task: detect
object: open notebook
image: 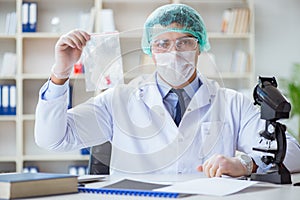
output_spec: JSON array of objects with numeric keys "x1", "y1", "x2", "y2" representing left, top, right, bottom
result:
[
  {"x1": 78, "y1": 176, "x2": 266, "y2": 198},
  {"x1": 78, "y1": 178, "x2": 190, "y2": 198}
]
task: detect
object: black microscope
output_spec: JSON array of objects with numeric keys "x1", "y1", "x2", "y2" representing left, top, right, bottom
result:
[{"x1": 250, "y1": 76, "x2": 292, "y2": 184}]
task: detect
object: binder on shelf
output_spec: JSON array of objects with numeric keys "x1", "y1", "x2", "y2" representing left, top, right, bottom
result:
[
  {"x1": 23, "y1": 166, "x2": 39, "y2": 173},
  {"x1": 0, "y1": 85, "x2": 2, "y2": 115},
  {"x1": 29, "y1": 3, "x2": 37, "y2": 32},
  {"x1": 1, "y1": 85, "x2": 9, "y2": 115},
  {"x1": 22, "y1": 2, "x2": 37, "y2": 32},
  {"x1": 68, "y1": 85, "x2": 72, "y2": 109},
  {"x1": 22, "y1": 2, "x2": 29, "y2": 32},
  {"x1": 0, "y1": 84, "x2": 17, "y2": 115},
  {"x1": 9, "y1": 85, "x2": 16, "y2": 115},
  {"x1": 80, "y1": 147, "x2": 90, "y2": 155},
  {"x1": 68, "y1": 165, "x2": 88, "y2": 176}
]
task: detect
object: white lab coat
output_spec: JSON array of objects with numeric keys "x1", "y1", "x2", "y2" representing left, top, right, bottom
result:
[{"x1": 35, "y1": 73, "x2": 300, "y2": 174}]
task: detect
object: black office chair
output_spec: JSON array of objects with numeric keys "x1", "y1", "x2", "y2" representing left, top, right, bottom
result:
[{"x1": 88, "y1": 141, "x2": 112, "y2": 175}]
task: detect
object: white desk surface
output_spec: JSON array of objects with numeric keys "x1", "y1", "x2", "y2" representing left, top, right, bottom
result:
[{"x1": 18, "y1": 173, "x2": 300, "y2": 200}]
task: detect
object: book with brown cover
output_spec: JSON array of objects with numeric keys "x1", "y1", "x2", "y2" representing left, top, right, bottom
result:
[{"x1": 0, "y1": 173, "x2": 78, "y2": 199}]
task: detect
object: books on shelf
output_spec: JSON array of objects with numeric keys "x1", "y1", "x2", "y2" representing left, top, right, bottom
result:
[
  {"x1": 100, "y1": 9, "x2": 116, "y2": 32},
  {"x1": 4, "y1": 12, "x2": 17, "y2": 35},
  {"x1": 221, "y1": 9, "x2": 231, "y2": 33},
  {"x1": 0, "y1": 52, "x2": 17, "y2": 77},
  {"x1": 221, "y1": 8, "x2": 250, "y2": 34},
  {"x1": 230, "y1": 50, "x2": 249, "y2": 73},
  {"x1": 0, "y1": 172, "x2": 78, "y2": 199},
  {"x1": 78, "y1": 7, "x2": 96, "y2": 33},
  {"x1": 197, "y1": 52, "x2": 218, "y2": 77}
]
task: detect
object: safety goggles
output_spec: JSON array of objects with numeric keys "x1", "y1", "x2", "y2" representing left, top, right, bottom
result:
[{"x1": 151, "y1": 37, "x2": 198, "y2": 53}]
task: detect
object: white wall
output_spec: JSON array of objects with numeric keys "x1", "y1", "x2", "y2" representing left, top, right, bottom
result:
[
  {"x1": 254, "y1": 0, "x2": 300, "y2": 78},
  {"x1": 254, "y1": 0, "x2": 300, "y2": 137}
]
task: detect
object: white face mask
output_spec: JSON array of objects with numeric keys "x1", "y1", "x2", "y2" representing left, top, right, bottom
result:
[{"x1": 154, "y1": 51, "x2": 197, "y2": 87}]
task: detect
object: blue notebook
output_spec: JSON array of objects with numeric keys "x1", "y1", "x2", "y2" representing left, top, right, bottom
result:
[{"x1": 78, "y1": 178, "x2": 189, "y2": 198}]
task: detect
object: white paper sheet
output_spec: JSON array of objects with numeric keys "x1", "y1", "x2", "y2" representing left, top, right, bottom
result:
[
  {"x1": 155, "y1": 177, "x2": 258, "y2": 196},
  {"x1": 78, "y1": 175, "x2": 106, "y2": 184}
]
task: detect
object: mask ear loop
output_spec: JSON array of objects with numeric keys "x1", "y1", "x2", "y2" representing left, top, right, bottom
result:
[{"x1": 197, "y1": 51, "x2": 224, "y2": 86}]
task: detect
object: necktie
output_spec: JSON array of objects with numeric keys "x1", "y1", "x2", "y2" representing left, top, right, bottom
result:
[{"x1": 171, "y1": 88, "x2": 186, "y2": 126}]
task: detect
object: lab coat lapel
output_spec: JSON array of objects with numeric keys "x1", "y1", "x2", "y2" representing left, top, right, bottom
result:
[
  {"x1": 137, "y1": 74, "x2": 164, "y2": 109},
  {"x1": 136, "y1": 74, "x2": 178, "y2": 127},
  {"x1": 188, "y1": 75, "x2": 217, "y2": 112}
]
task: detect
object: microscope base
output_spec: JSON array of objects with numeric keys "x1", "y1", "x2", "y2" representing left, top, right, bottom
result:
[{"x1": 251, "y1": 165, "x2": 291, "y2": 184}]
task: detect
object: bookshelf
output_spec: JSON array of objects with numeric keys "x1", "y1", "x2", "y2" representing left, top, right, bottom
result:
[{"x1": 0, "y1": 0, "x2": 255, "y2": 173}]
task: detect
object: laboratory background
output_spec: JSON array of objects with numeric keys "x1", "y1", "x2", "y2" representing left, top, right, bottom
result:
[{"x1": 0, "y1": 0, "x2": 299, "y2": 175}]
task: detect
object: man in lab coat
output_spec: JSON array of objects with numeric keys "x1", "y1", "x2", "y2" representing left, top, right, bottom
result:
[{"x1": 34, "y1": 4, "x2": 300, "y2": 177}]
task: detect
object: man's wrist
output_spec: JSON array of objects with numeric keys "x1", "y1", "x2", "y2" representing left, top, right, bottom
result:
[
  {"x1": 238, "y1": 154, "x2": 254, "y2": 176},
  {"x1": 50, "y1": 74, "x2": 69, "y2": 85}
]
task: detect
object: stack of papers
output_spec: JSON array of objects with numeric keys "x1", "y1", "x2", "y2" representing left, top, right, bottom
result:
[
  {"x1": 83, "y1": 175, "x2": 280, "y2": 197},
  {"x1": 155, "y1": 177, "x2": 257, "y2": 196}
]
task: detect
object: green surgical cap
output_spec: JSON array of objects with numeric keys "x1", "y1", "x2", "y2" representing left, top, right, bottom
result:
[{"x1": 142, "y1": 4, "x2": 210, "y2": 56}]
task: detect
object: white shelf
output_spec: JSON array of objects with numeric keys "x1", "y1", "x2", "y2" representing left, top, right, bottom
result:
[
  {"x1": 23, "y1": 155, "x2": 89, "y2": 161},
  {"x1": 208, "y1": 72, "x2": 253, "y2": 79},
  {"x1": 0, "y1": 156, "x2": 17, "y2": 162},
  {"x1": 0, "y1": 116, "x2": 17, "y2": 121},
  {"x1": 0, "y1": 34, "x2": 17, "y2": 39},
  {"x1": 21, "y1": 32, "x2": 61, "y2": 39},
  {"x1": 22, "y1": 74, "x2": 49, "y2": 79},
  {"x1": 181, "y1": 0, "x2": 249, "y2": 3},
  {"x1": 102, "y1": 0, "x2": 170, "y2": 3},
  {"x1": 0, "y1": 0, "x2": 255, "y2": 173},
  {"x1": 118, "y1": 32, "x2": 253, "y2": 39},
  {"x1": 208, "y1": 32, "x2": 253, "y2": 39},
  {"x1": 0, "y1": 76, "x2": 17, "y2": 80}
]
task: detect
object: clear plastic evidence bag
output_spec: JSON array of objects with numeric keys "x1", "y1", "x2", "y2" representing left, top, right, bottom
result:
[{"x1": 81, "y1": 32, "x2": 124, "y2": 92}]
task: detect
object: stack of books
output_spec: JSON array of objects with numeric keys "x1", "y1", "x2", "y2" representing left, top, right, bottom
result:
[
  {"x1": 0, "y1": 173, "x2": 78, "y2": 199},
  {"x1": 221, "y1": 8, "x2": 250, "y2": 34},
  {"x1": 230, "y1": 50, "x2": 249, "y2": 73},
  {"x1": 4, "y1": 12, "x2": 17, "y2": 35}
]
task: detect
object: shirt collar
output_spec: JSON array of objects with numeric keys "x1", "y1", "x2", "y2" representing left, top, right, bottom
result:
[{"x1": 156, "y1": 72, "x2": 202, "y2": 99}]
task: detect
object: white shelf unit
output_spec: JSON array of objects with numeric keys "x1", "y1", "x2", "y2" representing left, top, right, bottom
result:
[
  {"x1": 182, "y1": 0, "x2": 255, "y2": 92},
  {"x1": 102, "y1": 0, "x2": 255, "y2": 91},
  {"x1": 0, "y1": 0, "x2": 255, "y2": 173}
]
